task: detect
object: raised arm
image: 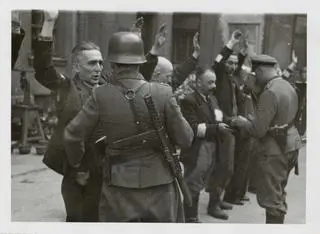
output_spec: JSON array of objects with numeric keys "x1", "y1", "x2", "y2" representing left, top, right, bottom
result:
[
  {"x1": 32, "y1": 11, "x2": 67, "y2": 91},
  {"x1": 140, "y1": 23, "x2": 167, "y2": 81},
  {"x1": 212, "y1": 30, "x2": 242, "y2": 79},
  {"x1": 171, "y1": 32, "x2": 200, "y2": 91},
  {"x1": 282, "y1": 50, "x2": 298, "y2": 81}
]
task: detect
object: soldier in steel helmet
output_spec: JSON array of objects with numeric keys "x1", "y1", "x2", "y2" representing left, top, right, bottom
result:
[
  {"x1": 31, "y1": 12, "x2": 167, "y2": 222},
  {"x1": 231, "y1": 54, "x2": 302, "y2": 223},
  {"x1": 64, "y1": 31, "x2": 193, "y2": 222}
]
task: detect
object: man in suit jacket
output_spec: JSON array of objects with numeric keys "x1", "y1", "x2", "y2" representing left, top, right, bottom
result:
[{"x1": 180, "y1": 66, "x2": 233, "y2": 222}]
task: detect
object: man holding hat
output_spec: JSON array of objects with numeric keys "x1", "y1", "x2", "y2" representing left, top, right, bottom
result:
[{"x1": 231, "y1": 54, "x2": 301, "y2": 223}]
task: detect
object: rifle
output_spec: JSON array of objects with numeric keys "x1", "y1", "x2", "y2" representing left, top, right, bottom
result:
[{"x1": 144, "y1": 94, "x2": 193, "y2": 207}]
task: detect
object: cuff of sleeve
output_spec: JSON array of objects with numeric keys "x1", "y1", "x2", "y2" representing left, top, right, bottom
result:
[
  {"x1": 241, "y1": 64, "x2": 252, "y2": 73},
  {"x1": 288, "y1": 63, "x2": 296, "y2": 71},
  {"x1": 283, "y1": 69, "x2": 290, "y2": 78},
  {"x1": 226, "y1": 40, "x2": 235, "y2": 50},
  {"x1": 192, "y1": 51, "x2": 200, "y2": 60},
  {"x1": 197, "y1": 123, "x2": 207, "y2": 138},
  {"x1": 149, "y1": 46, "x2": 160, "y2": 56}
]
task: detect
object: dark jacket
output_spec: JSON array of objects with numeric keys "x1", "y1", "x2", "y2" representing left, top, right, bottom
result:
[
  {"x1": 64, "y1": 70, "x2": 193, "y2": 188},
  {"x1": 241, "y1": 77, "x2": 301, "y2": 155},
  {"x1": 33, "y1": 39, "x2": 108, "y2": 175},
  {"x1": 211, "y1": 46, "x2": 246, "y2": 119},
  {"x1": 179, "y1": 91, "x2": 222, "y2": 165}
]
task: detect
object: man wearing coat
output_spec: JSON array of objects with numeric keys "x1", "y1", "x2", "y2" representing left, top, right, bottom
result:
[
  {"x1": 204, "y1": 30, "x2": 248, "y2": 220},
  {"x1": 32, "y1": 11, "x2": 108, "y2": 222},
  {"x1": 180, "y1": 66, "x2": 233, "y2": 222},
  {"x1": 64, "y1": 31, "x2": 193, "y2": 222},
  {"x1": 231, "y1": 54, "x2": 301, "y2": 223}
]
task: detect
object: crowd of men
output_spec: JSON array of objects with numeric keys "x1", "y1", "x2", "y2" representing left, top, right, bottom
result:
[{"x1": 12, "y1": 10, "x2": 307, "y2": 224}]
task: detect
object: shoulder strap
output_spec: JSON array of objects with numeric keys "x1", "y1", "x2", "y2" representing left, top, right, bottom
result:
[{"x1": 114, "y1": 81, "x2": 149, "y2": 133}]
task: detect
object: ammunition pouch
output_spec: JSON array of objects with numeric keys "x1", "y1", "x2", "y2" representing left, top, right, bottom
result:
[
  {"x1": 110, "y1": 130, "x2": 160, "y2": 151},
  {"x1": 268, "y1": 124, "x2": 291, "y2": 153}
]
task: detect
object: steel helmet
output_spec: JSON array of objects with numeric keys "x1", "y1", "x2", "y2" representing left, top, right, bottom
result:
[{"x1": 108, "y1": 32, "x2": 146, "y2": 64}]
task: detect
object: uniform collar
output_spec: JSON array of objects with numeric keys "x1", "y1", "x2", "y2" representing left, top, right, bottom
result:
[{"x1": 114, "y1": 70, "x2": 144, "y2": 80}]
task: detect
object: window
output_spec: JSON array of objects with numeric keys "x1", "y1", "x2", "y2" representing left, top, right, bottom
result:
[{"x1": 172, "y1": 13, "x2": 200, "y2": 64}]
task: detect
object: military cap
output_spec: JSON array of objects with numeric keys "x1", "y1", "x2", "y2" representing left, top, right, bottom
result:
[{"x1": 251, "y1": 54, "x2": 278, "y2": 67}]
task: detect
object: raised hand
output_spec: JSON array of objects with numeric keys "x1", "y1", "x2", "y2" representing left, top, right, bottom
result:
[
  {"x1": 231, "y1": 29, "x2": 242, "y2": 44},
  {"x1": 155, "y1": 23, "x2": 167, "y2": 48},
  {"x1": 288, "y1": 49, "x2": 298, "y2": 70},
  {"x1": 131, "y1": 17, "x2": 144, "y2": 37},
  {"x1": 150, "y1": 23, "x2": 167, "y2": 55},
  {"x1": 43, "y1": 10, "x2": 59, "y2": 22},
  {"x1": 192, "y1": 32, "x2": 200, "y2": 59},
  {"x1": 240, "y1": 32, "x2": 249, "y2": 56},
  {"x1": 226, "y1": 29, "x2": 242, "y2": 50},
  {"x1": 292, "y1": 50, "x2": 298, "y2": 65},
  {"x1": 11, "y1": 11, "x2": 21, "y2": 34},
  {"x1": 40, "y1": 10, "x2": 59, "y2": 38}
]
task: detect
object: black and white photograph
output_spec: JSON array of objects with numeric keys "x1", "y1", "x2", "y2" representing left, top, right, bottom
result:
[{"x1": 9, "y1": 9, "x2": 307, "y2": 225}]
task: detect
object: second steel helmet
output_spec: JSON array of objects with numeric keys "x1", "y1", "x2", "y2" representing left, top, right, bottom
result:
[{"x1": 107, "y1": 32, "x2": 146, "y2": 64}]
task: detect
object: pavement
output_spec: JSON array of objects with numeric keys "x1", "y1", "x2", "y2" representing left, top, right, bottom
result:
[
  {"x1": 11, "y1": 144, "x2": 306, "y2": 223},
  {"x1": 11, "y1": 147, "x2": 48, "y2": 178}
]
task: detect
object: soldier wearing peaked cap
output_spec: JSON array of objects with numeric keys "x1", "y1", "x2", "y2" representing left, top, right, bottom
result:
[
  {"x1": 231, "y1": 54, "x2": 301, "y2": 224},
  {"x1": 64, "y1": 31, "x2": 194, "y2": 222}
]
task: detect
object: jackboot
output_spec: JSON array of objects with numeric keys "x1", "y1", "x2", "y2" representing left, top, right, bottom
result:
[
  {"x1": 266, "y1": 212, "x2": 285, "y2": 224},
  {"x1": 184, "y1": 194, "x2": 201, "y2": 223},
  {"x1": 207, "y1": 196, "x2": 229, "y2": 220}
]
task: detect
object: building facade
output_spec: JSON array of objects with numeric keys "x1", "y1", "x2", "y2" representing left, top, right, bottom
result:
[{"x1": 12, "y1": 12, "x2": 307, "y2": 103}]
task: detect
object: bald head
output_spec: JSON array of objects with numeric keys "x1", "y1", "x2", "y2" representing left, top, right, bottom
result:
[{"x1": 151, "y1": 56, "x2": 174, "y2": 84}]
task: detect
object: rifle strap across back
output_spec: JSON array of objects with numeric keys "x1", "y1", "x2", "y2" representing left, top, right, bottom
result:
[{"x1": 115, "y1": 81, "x2": 149, "y2": 133}]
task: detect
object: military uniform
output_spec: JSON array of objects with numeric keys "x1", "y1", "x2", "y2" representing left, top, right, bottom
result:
[
  {"x1": 64, "y1": 32, "x2": 193, "y2": 222},
  {"x1": 236, "y1": 55, "x2": 301, "y2": 223},
  {"x1": 33, "y1": 39, "x2": 108, "y2": 222}
]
